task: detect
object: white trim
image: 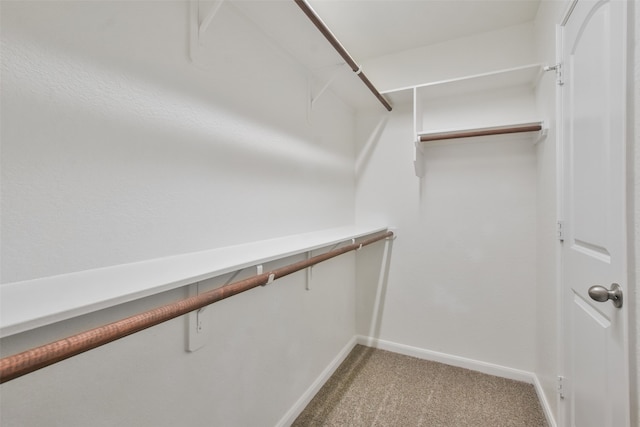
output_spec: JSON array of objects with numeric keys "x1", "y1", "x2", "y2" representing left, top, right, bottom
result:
[
  {"x1": 532, "y1": 374, "x2": 559, "y2": 427},
  {"x1": 356, "y1": 335, "x2": 534, "y2": 382},
  {"x1": 555, "y1": 19, "x2": 568, "y2": 427},
  {"x1": 275, "y1": 336, "x2": 358, "y2": 427},
  {"x1": 560, "y1": 0, "x2": 579, "y2": 26}
]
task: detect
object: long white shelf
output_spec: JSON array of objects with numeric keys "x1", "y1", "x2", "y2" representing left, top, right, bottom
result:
[{"x1": 0, "y1": 225, "x2": 389, "y2": 338}]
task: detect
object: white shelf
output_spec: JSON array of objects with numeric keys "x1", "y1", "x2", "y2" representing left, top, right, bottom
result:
[
  {"x1": 413, "y1": 120, "x2": 547, "y2": 176},
  {"x1": 382, "y1": 64, "x2": 543, "y2": 104},
  {"x1": 378, "y1": 64, "x2": 544, "y2": 178},
  {"x1": 217, "y1": 1, "x2": 387, "y2": 111},
  {"x1": 0, "y1": 225, "x2": 389, "y2": 338}
]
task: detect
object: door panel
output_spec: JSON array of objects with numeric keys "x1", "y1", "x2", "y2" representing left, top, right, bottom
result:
[
  {"x1": 571, "y1": 294, "x2": 608, "y2": 427},
  {"x1": 569, "y1": 2, "x2": 609, "y2": 251},
  {"x1": 561, "y1": 1, "x2": 629, "y2": 426}
]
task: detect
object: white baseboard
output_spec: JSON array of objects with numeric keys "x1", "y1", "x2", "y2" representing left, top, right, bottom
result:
[
  {"x1": 356, "y1": 335, "x2": 534, "y2": 382},
  {"x1": 275, "y1": 335, "x2": 557, "y2": 427},
  {"x1": 356, "y1": 335, "x2": 557, "y2": 427},
  {"x1": 275, "y1": 336, "x2": 358, "y2": 427},
  {"x1": 531, "y1": 374, "x2": 558, "y2": 427}
]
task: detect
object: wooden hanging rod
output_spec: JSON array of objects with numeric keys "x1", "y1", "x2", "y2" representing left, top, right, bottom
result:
[
  {"x1": 419, "y1": 123, "x2": 543, "y2": 143},
  {"x1": 0, "y1": 231, "x2": 393, "y2": 384},
  {"x1": 293, "y1": 0, "x2": 392, "y2": 112}
]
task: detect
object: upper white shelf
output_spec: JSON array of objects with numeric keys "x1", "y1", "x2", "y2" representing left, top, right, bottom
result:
[
  {"x1": 220, "y1": 1, "x2": 387, "y2": 111},
  {"x1": 0, "y1": 225, "x2": 389, "y2": 338},
  {"x1": 382, "y1": 64, "x2": 543, "y2": 105},
  {"x1": 398, "y1": 64, "x2": 545, "y2": 178}
]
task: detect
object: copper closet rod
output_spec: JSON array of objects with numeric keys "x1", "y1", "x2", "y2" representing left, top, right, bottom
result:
[
  {"x1": 0, "y1": 231, "x2": 393, "y2": 384},
  {"x1": 420, "y1": 124, "x2": 543, "y2": 142},
  {"x1": 294, "y1": 0, "x2": 393, "y2": 112}
]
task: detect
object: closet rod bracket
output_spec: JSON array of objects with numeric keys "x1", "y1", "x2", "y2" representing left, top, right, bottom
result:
[
  {"x1": 543, "y1": 63, "x2": 563, "y2": 86},
  {"x1": 261, "y1": 273, "x2": 276, "y2": 286}
]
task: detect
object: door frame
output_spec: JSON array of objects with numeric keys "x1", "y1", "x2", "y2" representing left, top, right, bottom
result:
[{"x1": 556, "y1": 0, "x2": 632, "y2": 426}]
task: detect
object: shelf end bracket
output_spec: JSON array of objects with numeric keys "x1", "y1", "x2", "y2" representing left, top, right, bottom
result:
[{"x1": 414, "y1": 139, "x2": 425, "y2": 177}]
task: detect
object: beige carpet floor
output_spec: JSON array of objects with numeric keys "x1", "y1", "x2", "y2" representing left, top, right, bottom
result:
[{"x1": 293, "y1": 345, "x2": 548, "y2": 427}]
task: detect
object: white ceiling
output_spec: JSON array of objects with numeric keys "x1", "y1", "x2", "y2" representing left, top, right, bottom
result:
[{"x1": 307, "y1": 0, "x2": 541, "y2": 61}]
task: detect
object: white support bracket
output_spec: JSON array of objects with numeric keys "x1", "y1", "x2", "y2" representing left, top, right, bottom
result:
[
  {"x1": 386, "y1": 227, "x2": 398, "y2": 241},
  {"x1": 198, "y1": 0, "x2": 225, "y2": 41},
  {"x1": 534, "y1": 120, "x2": 549, "y2": 145},
  {"x1": 305, "y1": 251, "x2": 313, "y2": 291},
  {"x1": 310, "y1": 67, "x2": 341, "y2": 107},
  {"x1": 189, "y1": 0, "x2": 225, "y2": 64},
  {"x1": 262, "y1": 273, "x2": 275, "y2": 287},
  {"x1": 186, "y1": 282, "x2": 207, "y2": 352},
  {"x1": 307, "y1": 63, "x2": 349, "y2": 121},
  {"x1": 224, "y1": 269, "x2": 242, "y2": 286},
  {"x1": 257, "y1": 264, "x2": 276, "y2": 286},
  {"x1": 544, "y1": 63, "x2": 563, "y2": 86},
  {"x1": 413, "y1": 87, "x2": 426, "y2": 177},
  {"x1": 414, "y1": 139, "x2": 425, "y2": 177}
]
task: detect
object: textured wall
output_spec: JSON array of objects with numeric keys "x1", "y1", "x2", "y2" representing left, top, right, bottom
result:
[
  {"x1": 1, "y1": 0, "x2": 355, "y2": 284},
  {"x1": 0, "y1": 1, "x2": 358, "y2": 425}
]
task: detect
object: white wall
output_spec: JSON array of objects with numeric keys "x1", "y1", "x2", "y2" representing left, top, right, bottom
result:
[
  {"x1": 362, "y1": 22, "x2": 536, "y2": 92},
  {"x1": 1, "y1": 0, "x2": 355, "y2": 284},
  {"x1": 5, "y1": 2, "x2": 633, "y2": 426},
  {"x1": 354, "y1": 23, "x2": 539, "y2": 373},
  {"x1": 355, "y1": 106, "x2": 538, "y2": 371},
  {"x1": 0, "y1": 254, "x2": 357, "y2": 427},
  {"x1": 0, "y1": 1, "x2": 358, "y2": 425}
]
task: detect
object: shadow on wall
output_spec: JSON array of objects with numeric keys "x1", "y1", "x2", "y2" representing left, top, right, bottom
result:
[
  {"x1": 356, "y1": 235, "x2": 395, "y2": 339},
  {"x1": 356, "y1": 114, "x2": 390, "y2": 179}
]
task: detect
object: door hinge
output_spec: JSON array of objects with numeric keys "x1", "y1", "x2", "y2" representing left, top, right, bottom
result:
[
  {"x1": 557, "y1": 220, "x2": 565, "y2": 242},
  {"x1": 558, "y1": 376, "x2": 566, "y2": 399},
  {"x1": 544, "y1": 63, "x2": 564, "y2": 86}
]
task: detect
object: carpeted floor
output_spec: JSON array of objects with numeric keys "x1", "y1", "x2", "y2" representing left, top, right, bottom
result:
[{"x1": 293, "y1": 345, "x2": 548, "y2": 427}]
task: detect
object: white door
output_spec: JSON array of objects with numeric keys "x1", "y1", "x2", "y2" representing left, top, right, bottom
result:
[{"x1": 561, "y1": 1, "x2": 629, "y2": 426}]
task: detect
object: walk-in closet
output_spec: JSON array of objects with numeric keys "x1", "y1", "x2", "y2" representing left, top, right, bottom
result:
[{"x1": 1, "y1": 1, "x2": 637, "y2": 426}]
